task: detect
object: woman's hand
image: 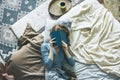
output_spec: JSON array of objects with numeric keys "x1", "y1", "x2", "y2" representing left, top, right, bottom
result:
[
  {"x1": 62, "y1": 41, "x2": 72, "y2": 59},
  {"x1": 49, "y1": 38, "x2": 56, "y2": 61},
  {"x1": 49, "y1": 38, "x2": 56, "y2": 47},
  {"x1": 62, "y1": 41, "x2": 69, "y2": 52}
]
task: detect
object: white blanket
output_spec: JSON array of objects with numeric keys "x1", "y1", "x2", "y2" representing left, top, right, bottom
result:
[{"x1": 59, "y1": 0, "x2": 120, "y2": 77}]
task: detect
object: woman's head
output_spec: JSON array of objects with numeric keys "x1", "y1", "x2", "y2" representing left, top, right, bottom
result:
[{"x1": 50, "y1": 24, "x2": 70, "y2": 40}]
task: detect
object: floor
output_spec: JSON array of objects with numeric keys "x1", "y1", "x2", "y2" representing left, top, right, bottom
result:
[
  {"x1": 103, "y1": 0, "x2": 120, "y2": 21},
  {"x1": 0, "y1": 0, "x2": 47, "y2": 61}
]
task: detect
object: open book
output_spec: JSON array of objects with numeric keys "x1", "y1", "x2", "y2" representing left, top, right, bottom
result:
[{"x1": 50, "y1": 30, "x2": 70, "y2": 46}]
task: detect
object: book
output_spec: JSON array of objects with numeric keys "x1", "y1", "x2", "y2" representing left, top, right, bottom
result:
[{"x1": 50, "y1": 30, "x2": 70, "y2": 46}]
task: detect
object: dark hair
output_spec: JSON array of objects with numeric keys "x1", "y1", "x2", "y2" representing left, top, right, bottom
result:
[{"x1": 50, "y1": 24, "x2": 70, "y2": 40}]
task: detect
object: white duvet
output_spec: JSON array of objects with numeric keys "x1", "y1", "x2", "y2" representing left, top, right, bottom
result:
[{"x1": 59, "y1": 0, "x2": 120, "y2": 77}]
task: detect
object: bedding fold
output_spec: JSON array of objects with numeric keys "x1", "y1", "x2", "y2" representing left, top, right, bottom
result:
[{"x1": 59, "y1": 0, "x2": 120, "y2": 77}]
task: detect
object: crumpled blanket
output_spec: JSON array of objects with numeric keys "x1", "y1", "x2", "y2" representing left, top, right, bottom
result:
[
  {"x1": 59, "y1": 0, "x2": 120, "y2": 77},
  {"x1": 45, "y1": 68, "x2": 70, "y2": 80},
  {"x1": 7, "y1": 24, "x2": 45, "y2": 80}
]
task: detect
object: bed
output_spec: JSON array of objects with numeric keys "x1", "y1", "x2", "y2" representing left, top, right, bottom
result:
[{"x1": 10, "y1": 0, "x2": 120, "y2": 79}]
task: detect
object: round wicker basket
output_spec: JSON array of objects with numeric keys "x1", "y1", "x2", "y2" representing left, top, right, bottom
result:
[{"x1": 48, "y1": 0, "x2": 72, "y2": 19}]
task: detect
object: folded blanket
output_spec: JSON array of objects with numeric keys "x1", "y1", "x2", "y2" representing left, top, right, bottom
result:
[
  {"x1": 59, "y1": 0, "x2": 120, "y2": 77},
  {"x1": 7, "y1": 24, "x2": 45, "y2": 80}
]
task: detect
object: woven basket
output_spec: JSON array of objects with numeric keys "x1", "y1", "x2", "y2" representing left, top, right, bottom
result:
[{"x1": 48, "y1": 0, "x2": 72, "y2": 19}]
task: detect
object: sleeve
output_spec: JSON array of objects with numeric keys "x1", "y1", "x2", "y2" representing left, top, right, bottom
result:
[
  {"x1": 67, "y1": 57, "x2": 75, "y2": 66},
  {"x1": 40, "y1": 43, "x2": 53, "y2": 69}
]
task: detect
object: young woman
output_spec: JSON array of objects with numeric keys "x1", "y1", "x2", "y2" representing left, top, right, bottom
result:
[{"x1": 41, "y1": 24, "x2": 75, "y2": 80}]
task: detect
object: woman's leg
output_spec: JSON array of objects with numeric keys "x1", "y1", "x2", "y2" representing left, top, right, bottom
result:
[{"x1": 46, "y1": 70, "x2": 65, "y2": 80}]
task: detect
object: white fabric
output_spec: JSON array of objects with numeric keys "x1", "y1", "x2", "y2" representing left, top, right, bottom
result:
[
  {"x1": 59, "y1": 0, "x2": 120, "y2": 77},
  {"x1": 11, "y1": 0, "x2": 51, "y2": 38},
  {"x1": 43, "y1": 19, "x2": 57, "y2": 42},
  {"x1": 74, "y1": 62, "x2": 119, "y2": 80}
]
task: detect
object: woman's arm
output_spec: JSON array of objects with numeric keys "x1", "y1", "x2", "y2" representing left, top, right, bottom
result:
[
  {"x1": 41, "y1": 43, "x2": 53, "y2": 69},
  {"x1": 62, "y1": 41, "x2": 75, "y2": 66},
  {"x1": 48, "y1": 38, "x2": 55, "y2": 60},
  {"x1": 41, "y1": 38, "x2": 55, "y2": 68}
]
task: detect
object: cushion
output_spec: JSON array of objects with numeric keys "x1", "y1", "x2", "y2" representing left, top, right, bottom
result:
[
  {"x1": 18, "y1": 23, "x2": 39, "y2": 48},
  {"x1": 7, "y1": 27, "x2": 45, "y2": 80}
]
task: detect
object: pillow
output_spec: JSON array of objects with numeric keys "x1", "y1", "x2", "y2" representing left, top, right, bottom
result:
[
  {"x1": 18, "y1": 23, "x2": 39, "y2": 48},
  {"x1": 43, "y1": 19, "x2": 72, "y2": 42},
  {"x1": 43, "y1": 19, "x2": 57, "y2": 42}
]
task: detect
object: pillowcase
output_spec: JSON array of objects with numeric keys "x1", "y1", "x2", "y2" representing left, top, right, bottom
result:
[
  {"x1": 43, "y1": 19, "x2": 72, "y2": 42},
  {"x1": 18, "y1": 23, "x2": 39, "y2": 48},
  {"x1": 43, "y1": 19, "x2": 57, "y2": 42}
]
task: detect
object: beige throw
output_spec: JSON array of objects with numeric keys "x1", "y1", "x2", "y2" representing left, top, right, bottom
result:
[{"x1": 59, "y1": 0, "x2": 120, "y2": 77}]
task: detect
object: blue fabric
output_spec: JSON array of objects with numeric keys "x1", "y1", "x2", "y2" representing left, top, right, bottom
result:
[
  {"x1": 46, "y1": 68, "x2": 70, "y2": 80},
  {"x1": 74, "y1": 62, "x2": 120, "y2": 80},
  {"x1": 41, "y1": 43, "x2": 75, "y2": 69},
  {"x1": 62, "y1": 61, "x2": 120, "y2": 80},
  {"x1": 50, "y1": 30, "x2": 70, "y2": 46}
]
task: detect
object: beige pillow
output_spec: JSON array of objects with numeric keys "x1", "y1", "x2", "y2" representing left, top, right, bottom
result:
[{"x1": 18, "y1": 23, "x2": 39, "y2": 48}]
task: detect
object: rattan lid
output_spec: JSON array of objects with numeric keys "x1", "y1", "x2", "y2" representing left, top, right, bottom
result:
[{"x1": 48, "y1": 0, "x2": 72, "y2": 19}]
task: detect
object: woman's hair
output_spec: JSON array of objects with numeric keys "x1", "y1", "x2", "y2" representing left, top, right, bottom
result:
[{"x1": 50, "y1": 24, "x2": 70, "y2": 40}]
